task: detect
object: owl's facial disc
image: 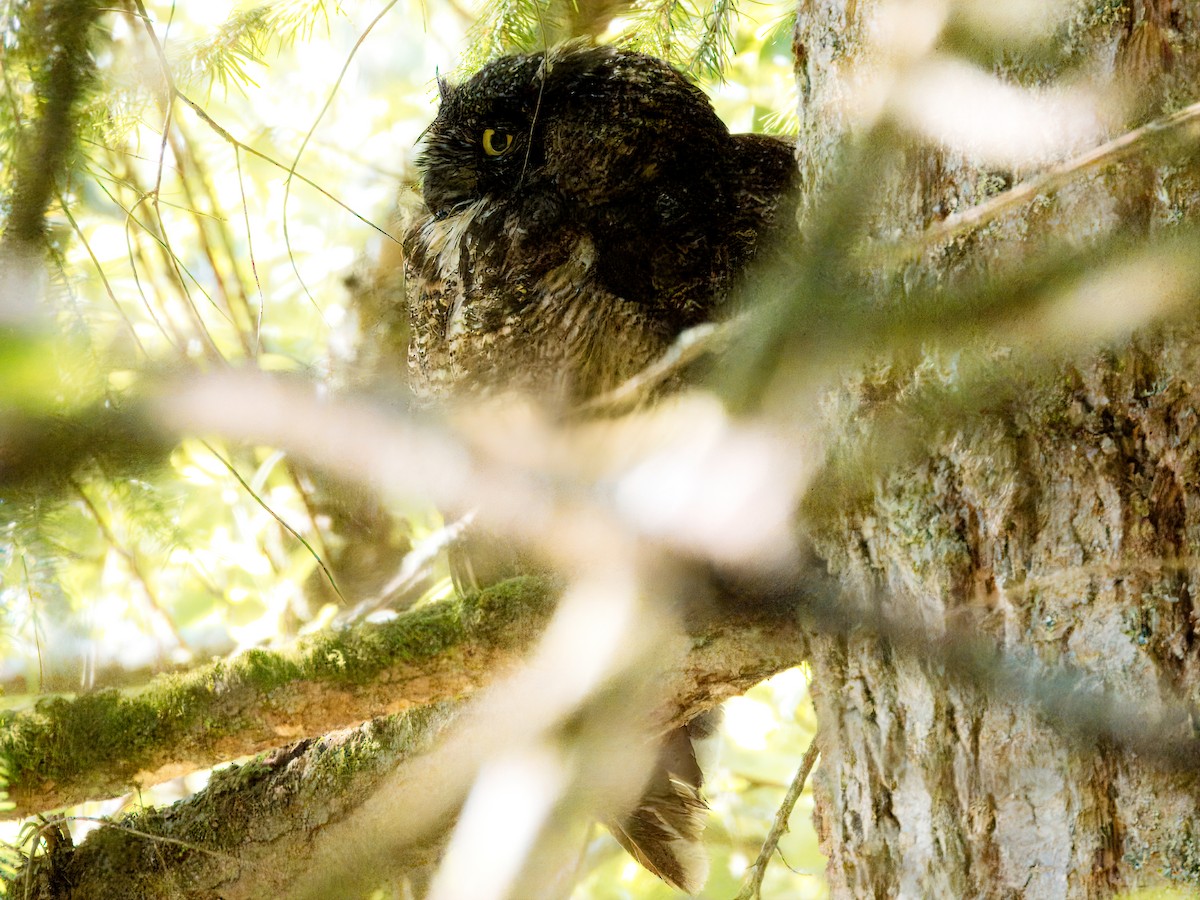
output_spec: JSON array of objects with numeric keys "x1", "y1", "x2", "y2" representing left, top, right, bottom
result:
[
  {"x1": 419, "y1": 118, "x2": 529, "y2": 218},
  {"x1": 420, "y1": 143, "x2": 479, "y2": 219},
  {"x1": 416, "y1": 57, "x2": 547, "y2": 218}
]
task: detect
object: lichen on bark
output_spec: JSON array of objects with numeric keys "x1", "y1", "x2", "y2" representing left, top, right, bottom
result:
[{"x1": 794, "y1": 1, "x2": 1200, "y2": 896}]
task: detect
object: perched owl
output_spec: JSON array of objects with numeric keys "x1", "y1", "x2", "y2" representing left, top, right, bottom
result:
[
  {"x1": 404, "y1": 44, "x2": 798, "y2": 893},
  {"x1": 405, "y1": 44, "x2": 797, "y2": 406}
]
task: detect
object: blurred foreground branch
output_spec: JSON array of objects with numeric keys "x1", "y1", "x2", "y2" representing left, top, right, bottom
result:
[
  {"x1": 12, "y1": 360, "x2": 1200, "y2": 894},
  {"x1": 886, "y1": 99, "x2": 1200, "y2": 263},
  {"x1": 11, "y1": 368, "x2": 1200, "y2": 782}
]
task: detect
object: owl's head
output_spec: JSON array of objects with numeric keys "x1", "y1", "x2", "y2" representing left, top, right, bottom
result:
[{"x1": 416, "y1": 46, "x2": 731, "y2": 220}]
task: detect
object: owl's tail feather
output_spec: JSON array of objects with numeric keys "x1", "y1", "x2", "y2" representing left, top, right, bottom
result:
[{"x1": 606, "y1": 725, "x2": 711, "y2": 895}]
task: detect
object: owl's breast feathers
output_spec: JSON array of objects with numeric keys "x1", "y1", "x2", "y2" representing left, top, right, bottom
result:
[{"x1": 404, "y1": 45, "x2": 798, "y2": 406}]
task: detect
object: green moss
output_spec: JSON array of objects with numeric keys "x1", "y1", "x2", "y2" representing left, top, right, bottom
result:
[
  {"x1": 0, "y1": 690, "x2": 162, "y2": 789},
  {"x1": 460, "y1": 575, "x2": 558, "y2": 647},
  {"x1": 0, "y1": 657, "x2": 293, "y2": 796},
  {"x1": 301, "y1": 600, "x2": 465, "y2": 685},
  {"x1": 374, "y1": 600, "x2": 465, "y2": 660},
  {"x1": 235, "y1": 647, "x2": 305, "y2": 689},
  {"x1": 0, "y1": 576, "x2": 560, "y2": 812}
]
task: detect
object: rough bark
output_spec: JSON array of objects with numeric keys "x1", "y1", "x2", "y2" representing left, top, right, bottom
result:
[{"x1": 795, "y1": 1, "x2": 1200, "y2": 897}]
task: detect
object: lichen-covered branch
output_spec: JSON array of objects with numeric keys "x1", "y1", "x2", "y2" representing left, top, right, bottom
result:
[
  {"x1": 0, "y1": 576, "x2": 558, "y2": 819},
  {"x1": 19, "y1": 703, "x2": 464, "y2": 900},
  {"x1": 12, "y1": 598, "x2": 809, "y2": 900}
]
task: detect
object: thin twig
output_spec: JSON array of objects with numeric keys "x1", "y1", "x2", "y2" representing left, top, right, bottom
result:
[
  {"x1": 173, "y1": 91, "x2": 401, "y2": 244},
  {"x1": 234, "y1": 145, "x2": 266, "y2": 354},
  {"x1": 58, "y1": 190, "x2": 148, "y2": 357},
  {"x1": 68, "y1": 476, "x2": 191, "y2": 654},
  {"x1": 130, "y1": 0, "x2": 226, "y2": 362},
  {"x1": 735, "y1": 737, "x2": 820, "y2": 900},
  {"x1": 281, "y1": 0, "x2": 404, "y2": 319},
  {"x1": 166, "y1": 125, "x2": 254, "y2": 355},
  {"x1": 91, "y1": 174, "x2": 188, "y2": 354},
  {"x1": 201, "y1": 440, "x2": 346, "y2": 605},
  {"x1": 63, "y1": 815, "x2": 246, "y2": 865},
  {"x1": 20, "y1": 557, "x2": 45, "y2": 693},
  {"x1": 130, "y1": 0, "x2": 175, "y2": 201}
]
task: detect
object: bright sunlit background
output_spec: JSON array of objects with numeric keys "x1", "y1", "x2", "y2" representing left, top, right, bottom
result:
[{"x1": 0, "y1": 0, "x2": 822, "y2": 896}]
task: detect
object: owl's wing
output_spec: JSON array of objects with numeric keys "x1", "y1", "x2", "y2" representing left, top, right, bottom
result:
[
  {"x1": 400, "y1": 213, "x2": 460, "y2": 403},
  {"x1": 725, "y1": 133, "x2": 801, "y2": 273}
]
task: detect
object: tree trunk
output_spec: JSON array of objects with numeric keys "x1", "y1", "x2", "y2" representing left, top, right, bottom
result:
[{"x1": 795, "y1": 1, "x2": 1200, "y2": 897}]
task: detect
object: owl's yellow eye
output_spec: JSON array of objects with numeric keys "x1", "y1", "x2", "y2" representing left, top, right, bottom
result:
[{"x1": 482, "y1": 128, "x2": 514, "y2": 157}]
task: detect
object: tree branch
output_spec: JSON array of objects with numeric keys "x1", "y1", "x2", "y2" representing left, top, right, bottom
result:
[
  {"x1": 2, "y1": 0, "x2": 101, "y2": 248},
  {"x1": 735, "y1": 736, "x2": 820, "y2": 900},
  {"x1": 12, "y1": 601, "x2": 809, "y2": 899},
  {"x1": 20, "y1": 703, "x2": 464, "y2": 900},
  {"x1": 1, "y1": 577, "x2": 558, "y2": 819}
]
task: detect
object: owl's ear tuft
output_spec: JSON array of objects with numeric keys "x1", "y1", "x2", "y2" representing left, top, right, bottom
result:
[{"x1": 436, "y1": 72, "x2": 451, "y2": 104}]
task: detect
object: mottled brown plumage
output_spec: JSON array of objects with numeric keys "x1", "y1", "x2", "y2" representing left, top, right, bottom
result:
[
  {"x1": 404, "y1": 44, "x2": 798, "y2": 894},
  {"x1": 404, "y1": 44, "x2": 797, "y2": 407}
]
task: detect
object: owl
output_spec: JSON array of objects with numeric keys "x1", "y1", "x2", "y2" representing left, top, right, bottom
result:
[
  {"x1": 403, "y1": 44, "x2": 798, "y2": 893},
  {"x1": 404, "y1": 44, "x2": 797, "y2": 406}
]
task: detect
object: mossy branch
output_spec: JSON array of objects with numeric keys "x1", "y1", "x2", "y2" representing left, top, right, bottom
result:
[
  {"x1": 0, "y1": 576, "x2": 558, "y2": 820},
  {"x1": 9, "y1": 592, "x2": 808, "y2": 899},
  {"x1": 17, "y1": 703, "x2": 465, "y2": 900}
]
